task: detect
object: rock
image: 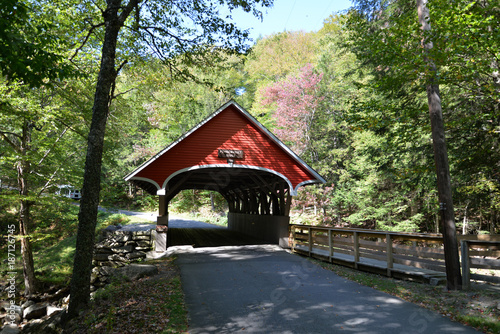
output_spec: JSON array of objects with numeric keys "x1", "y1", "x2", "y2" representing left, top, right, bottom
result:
[
  {"x1": 1, "y1": 303, "x2": 21, "y2": 317},
  {"x1": 114, "y1": 264, "x2": 158, "y2": 281},
  {"x1": 0, "y1": 324, "x2": 20, "y2": 334},
  {"x1": 91, "y1": 224, "x2": 155, "y2": 290},
  {"x1": 62, "y1": 295, "x2": 70, "y2": 304},
  {"x1": 103, "y1": 224, "x2": 122, "y2": 232},
  {"x1": 23, "y1": 303, "x2": 48, "y2": 320},
  {"x1": 108, "y1": 254, "x2": 129, "y2": 262},
  {"x1": 111, "y1": 245, "x2": 135, "y2": 253},
  {"x1": 2, "y1": 313, "x2": 21, "y2": 326},
  {"x1": 93, "y1": 253, "x2": 112, "y2": 261},
  {"x1": 20, "y1": 308, "x2": 65, "y2": 334},
  {"x1": 1, "y1": 304, "x2": 22, "y2": 324},
  {"x1": 126, "y1": 251, "x2": 147, "y2": 260},
  {"x1": 132, "y1": 235, "x2": 151, "y2": 240},
  {"x1": 46, "y1": 306, "x2": 62, "y2": 317},
  {"x1": 21, "y1": 300, "x2": 34, "y2": 310}
]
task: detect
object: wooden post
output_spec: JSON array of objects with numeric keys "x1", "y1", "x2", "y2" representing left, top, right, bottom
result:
[
  {"x1": 328, "y1": 229, "x2": 333, "y2": 262},
  {"x1": 386, "y1": 234, "x2": 393, "y2": 277},
  {"x1": 308, "y1": 227, "x2": 312, "y2": 256},
  {"x1": 460, "y1": 240, "x2": 470, "y2": 289},
  {"x1": 353, "y1": 232, "x2": 359, "y2": 269}
]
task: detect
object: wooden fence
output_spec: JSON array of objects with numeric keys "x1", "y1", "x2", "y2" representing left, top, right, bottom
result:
[
  {"x1": 289, "y1": 224, "x2": 500, "y2": 287},
  {"x1": 459, "y1": 236, "x2": 500, "y2": 288}
]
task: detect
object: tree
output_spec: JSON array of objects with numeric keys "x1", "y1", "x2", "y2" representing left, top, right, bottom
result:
[
  {"x1": 67, "y1": 0, "x2": 274, "y2": 318},
  {"x1": 0, "y1": 0, "x2": 79, "y2": 296},
  {"x1": 0, "y1": 80, "x2": 87, "y2": 296},
  {"x1": 0, "y1": 0, "x2": 73, "y2": 87},
  {"x1": 259, "y1": 64, "x2": 323, "y2": 155},
  {"x1": 342, "y1": 0, "x2": 494, "y2": 289},
  {"x1": 417, "y1": 0, "x2": 461, "y2": 290}
]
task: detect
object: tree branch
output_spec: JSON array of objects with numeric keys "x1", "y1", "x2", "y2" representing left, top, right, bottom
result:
[
  {"x1": 0, "y1": 131, "x2": 21, "y2": 153},
  {"x1": 70, "y1": 22, "x2": 105, "y2": 61},
  {"x1": 37, "y1": 127, "x2": 69, "y2": 166}
]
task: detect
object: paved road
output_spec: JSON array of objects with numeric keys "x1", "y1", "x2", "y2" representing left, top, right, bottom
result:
[{"x1": 176, "y1": 245, "x2": 479, "y2": 334}]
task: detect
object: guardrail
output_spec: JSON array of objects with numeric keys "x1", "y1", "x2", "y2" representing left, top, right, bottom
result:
[{"x1": 290, "y1": 224, "x2": 500, "y2": 287}]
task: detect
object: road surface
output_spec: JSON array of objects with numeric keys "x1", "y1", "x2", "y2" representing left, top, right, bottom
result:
[{"x1": 175, "y1": 245, "x2": 479, "y2": 334}]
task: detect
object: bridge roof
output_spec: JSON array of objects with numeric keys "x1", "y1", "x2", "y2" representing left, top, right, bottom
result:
[{"x1": 125, "y1": 101, "x2": 325, "y2": 196}]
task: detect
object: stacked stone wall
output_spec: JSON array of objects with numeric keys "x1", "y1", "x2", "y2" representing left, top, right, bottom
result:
[{"x1": 91, "y1": 225, "x2": 155, "y2": 290}]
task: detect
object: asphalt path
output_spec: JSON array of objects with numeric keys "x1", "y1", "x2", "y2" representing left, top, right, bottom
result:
[{"x1": 175, "y1": 245, "x2": 480, "y2": 334}]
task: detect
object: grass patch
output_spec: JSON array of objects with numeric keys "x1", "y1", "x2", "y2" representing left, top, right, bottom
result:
[
  {"x1": 314, "y1": 259, "x2": 500, "y2": 334},
  {"x1": 69, "y1": 257, "x2": 188, "y2": 334},
  {"x1": 33, "y1": 208, "x2": 153, "y2": 287},
  {"x1": 35, "y1": 235, "x2": 76, "y2": 285},
  {"x1": 173, "y1": 208, "x2": 228, "y2": 227}
]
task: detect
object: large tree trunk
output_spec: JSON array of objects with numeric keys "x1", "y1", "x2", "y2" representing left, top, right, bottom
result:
[
  {"x1": 18, "y1": 120, "x2": 38, "y2": 296},
  {"x1": 66, "y1": 2, "x2": 122, "y2": 318},
  {"x1": 66, "y1": 0, "x2": 138, "y2": 318},
  {"x1": 417, "y1": 0, "x2": 462, "y2": 290}
]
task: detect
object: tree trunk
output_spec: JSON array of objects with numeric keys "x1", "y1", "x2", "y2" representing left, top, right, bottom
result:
[
  {"x1": 417, "y1": 0, "x2": 462, "y2": 290},
  {"x1": 67, "y1": 1, "x2": 124, "y2": 318},
  {"x1": 18, "y1": 120, "x2": 38, "y2": 296}
]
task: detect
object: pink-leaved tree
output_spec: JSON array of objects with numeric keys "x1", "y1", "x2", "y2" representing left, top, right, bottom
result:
[{"x1": 260, "y1": 63, "x2": 323, "y2": 155}]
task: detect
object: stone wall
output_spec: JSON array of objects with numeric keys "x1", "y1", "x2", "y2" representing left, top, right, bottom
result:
[{"x1": 91, "y1": 224, "x2": 155, "y2": 290}]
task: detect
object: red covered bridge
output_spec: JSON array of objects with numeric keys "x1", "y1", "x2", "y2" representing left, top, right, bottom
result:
[{"x1": 125, "y1": 101, "x2": 325, "y2": 249}]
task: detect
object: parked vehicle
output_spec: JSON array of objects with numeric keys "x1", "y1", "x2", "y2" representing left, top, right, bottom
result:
[{"x1": 56, "y1": 185, "x2": 81, "y2": 200}]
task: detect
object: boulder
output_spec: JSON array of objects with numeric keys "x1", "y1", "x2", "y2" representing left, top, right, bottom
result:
[
  {"x1": 23, "y1": 303, "x2": 48, "y2": 320},
  {"x1": 0, "y1": 324, "x2": 20, "y2": 334},
  {"x1": 46, "y1": 306, "x2": 62, "y2": 317},
  {"x1": 113, "y1": 264, "x2": 158, "y2": 281}
]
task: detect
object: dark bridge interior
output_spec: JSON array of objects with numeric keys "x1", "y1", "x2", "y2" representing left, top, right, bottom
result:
[{"x1": 167, "y1": 228, "x2": 268, "y2": 248}]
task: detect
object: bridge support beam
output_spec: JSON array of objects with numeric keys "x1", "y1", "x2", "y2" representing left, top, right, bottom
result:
[{"x1": 228, "y1": 212, "x2": 290, "y2": 248}]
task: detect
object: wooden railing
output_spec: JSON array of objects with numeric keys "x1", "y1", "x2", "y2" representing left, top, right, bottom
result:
[
  {"x1": 290, "y1": 224, "x2": 500, "y2": 286},
  {"x1": 459, "y1": 236, "x2": 500, "y2": 288}
]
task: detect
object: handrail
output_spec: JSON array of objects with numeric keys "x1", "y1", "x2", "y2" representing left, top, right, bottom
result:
[
  {"x1": 460, "y1": 240, "x2": 500, "y2": 288},
  {"x1": 290, "y1": 224, "x2": 500, "y2": 286}
]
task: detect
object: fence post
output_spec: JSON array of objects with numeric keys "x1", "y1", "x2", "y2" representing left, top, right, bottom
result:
[
  {"x1": 308, "y1": 227, "x2": 312, "y2": 256},
  {"x1": 461, "y1": 240, "x2": 470, "y2": 289},
  {"x1": 353, "y1": 231, "x2": 359, "y2": 269},
  {"x1": 386, "y1": 234, "x2": 393, "y2": 277},
  {"x1": 328, "y1": 229, "x2": 333, "y2": 262}
]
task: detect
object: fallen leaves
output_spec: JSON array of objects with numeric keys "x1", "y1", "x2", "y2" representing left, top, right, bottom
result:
[{"x1": 71, "y1": 257, "x2": 188, "y2": 334}]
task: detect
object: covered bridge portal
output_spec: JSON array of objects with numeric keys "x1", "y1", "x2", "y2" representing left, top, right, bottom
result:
[{"x1": 125, "y1": 101, "x2": 325, "y2": 249}]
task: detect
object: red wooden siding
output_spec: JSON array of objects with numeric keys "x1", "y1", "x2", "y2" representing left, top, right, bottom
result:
[{"x1": 133, "y1": 103, "x2": 322, "y2": 192}]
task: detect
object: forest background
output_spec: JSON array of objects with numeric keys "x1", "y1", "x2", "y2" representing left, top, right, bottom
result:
[{"x1": 0, "y1": 0, "x2": 499, "y2": 292}]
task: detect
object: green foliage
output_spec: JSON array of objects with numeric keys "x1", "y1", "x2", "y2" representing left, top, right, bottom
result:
[
  {"x1": 30, "y1": 197, "x2": 80, "y2": 248},
  {"x1": 0, "y1": 0, "x2": 75, "y2": 87},
  {"x1": 336, "y1": 0, "x2": 499, "y2": 232}
]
